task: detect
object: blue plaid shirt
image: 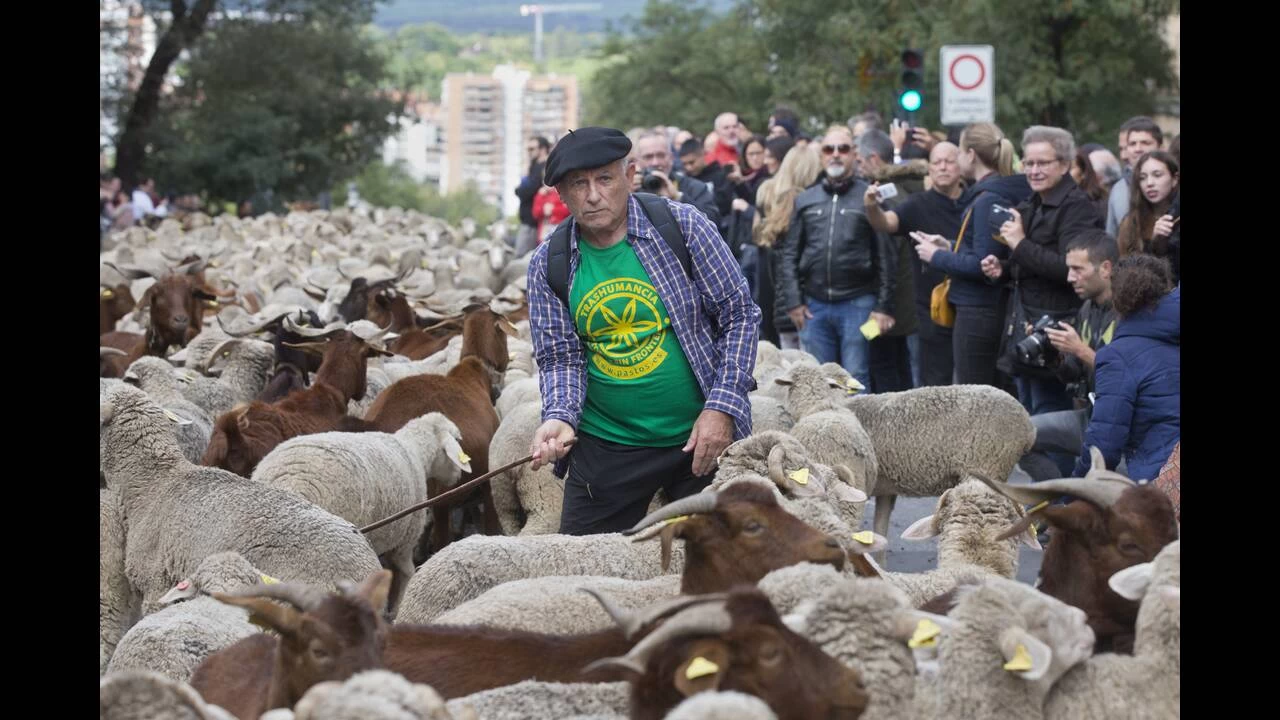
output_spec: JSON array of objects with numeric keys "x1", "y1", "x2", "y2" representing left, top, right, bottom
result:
[{"x1": 527, "y1": 194, "x2": 761, "y2": 477}]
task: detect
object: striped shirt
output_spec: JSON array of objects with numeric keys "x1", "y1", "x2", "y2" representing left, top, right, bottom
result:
[{"x1": 527, "y1": 194, "x2": 761, "y2": 477}]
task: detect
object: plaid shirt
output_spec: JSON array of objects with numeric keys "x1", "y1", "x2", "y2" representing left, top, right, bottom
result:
[{"x1": 527, "y1": 194, "x2": 761, "y2": 477}]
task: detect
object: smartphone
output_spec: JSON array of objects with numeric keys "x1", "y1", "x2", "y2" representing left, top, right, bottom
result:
[
  {"x1": 876, "y1": 183, "x2": 898, "y2": 201},
  {"x1": 989, "y1": 204, "x2": 1014, "y2": 229}
]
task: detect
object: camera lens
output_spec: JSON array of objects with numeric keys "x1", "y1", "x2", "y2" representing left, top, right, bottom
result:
[{"x1": 641, "y1": 172, "x2": 665, "y2": 193}]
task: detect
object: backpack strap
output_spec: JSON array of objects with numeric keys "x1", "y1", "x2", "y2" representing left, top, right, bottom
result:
[{"x1": 546, "y1": 193, "x2": 691, "y2": 308}]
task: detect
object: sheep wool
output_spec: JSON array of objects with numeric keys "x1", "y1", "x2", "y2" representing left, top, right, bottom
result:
[
  {"x1": 100, "y1": 669, "x2": 236, "y2": 720},
  {"x1": 662, "y1": 691, "x2": 779, "y2": 720},
  {"x1": 447, "y1": 680, "x2": 630, "y2": 720},
  {"x1": 487, "y1": 400, "x2": 564, "y2": 536},
  {"x1": 102, "y1": 486, "x2": 139, "y2": 675}
]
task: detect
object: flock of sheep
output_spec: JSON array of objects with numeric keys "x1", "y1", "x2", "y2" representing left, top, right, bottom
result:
[{"x1": 99, "y1": 206, "x2": 1181, "y2": 719}]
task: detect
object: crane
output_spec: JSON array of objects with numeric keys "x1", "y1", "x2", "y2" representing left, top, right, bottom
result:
[{"x1": 519, "y1": 3, "x2": 602, "y2": 65}]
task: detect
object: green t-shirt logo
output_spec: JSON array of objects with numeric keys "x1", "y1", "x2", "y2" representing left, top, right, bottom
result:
[{"x1": 576, "y1": 279, "x2": 672, "y2": 380}]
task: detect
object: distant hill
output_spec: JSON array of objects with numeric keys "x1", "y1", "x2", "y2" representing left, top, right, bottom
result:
[{"x1": 373, "y1": 0, "x2": 737, "y2": 33}]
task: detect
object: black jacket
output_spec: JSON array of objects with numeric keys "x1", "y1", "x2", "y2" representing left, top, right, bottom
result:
[
  {"x1": 776, "y1": 178, "x2": 896, "y2": 314},
  {"x1": 672, "y1": 173, "x2": 721, "y2": 229},
  {"x1": 1008, "y1": 175, "x2": 1103, "y2": 314},
  {"x1": 693, "y1": 162, "x2": 736, "y2": 223},
  {"x1": 515, "y1": 159, "x2": 545, "y2": 227}
]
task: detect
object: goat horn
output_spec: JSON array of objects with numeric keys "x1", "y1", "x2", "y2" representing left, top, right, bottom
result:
[
  {"x1": 218, "y1": 310, "x2": 292, "y2": 337},
  {"x1": 985, "y1": 476, "x2": 1135, "y2": 510},
  {"x1": 582, "y1": 588, "x2": 731, "y2": 640},
  {"x1": 220, "y1": 581, "x2": 329, "y2": 612},
  {"x1": 104, "y1": 261, "x2": 153, "y2": 280},
  {"x1": 100, "y1": 347, "x2": 128, "y2": 357},
  {"x1": 622, "y1": 492, "x2": 719, "y2": 537},
  {"x1": 203, "y1": 339, "x2": 241, "y2": 370},
  {"x1": 178, "y1": 259, "x2": 208, "y2": 276},
  {"x1": 283, "y1": 314, "x2": 347, "y2": 338},
  {"x1": 586, "y1": 602, "x2": 733, "y2": 676},
  {"x1": 767, "y1": 445, "x2": 787, "y2": 487}
]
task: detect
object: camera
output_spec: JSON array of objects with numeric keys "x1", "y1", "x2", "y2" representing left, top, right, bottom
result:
[
  {"x1": 641, "y1": 169, "x2": 668, "y2": 193},
  {"x1": 1015, "y1": 315, "x2": 1064, "y2": 367},
  {"x1": 989, "y1": 204, "x2": 1014, "y2": 230}
]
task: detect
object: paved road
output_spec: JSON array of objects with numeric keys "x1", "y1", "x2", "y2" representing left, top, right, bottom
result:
[{"x1": 859, "y1": 464, "x2": 1043, "y2": 586}]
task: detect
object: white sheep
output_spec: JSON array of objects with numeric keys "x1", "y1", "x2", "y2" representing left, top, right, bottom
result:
[
  {"x1": 432, "y1": 574, "x2": 682, "y2": 634},
  {"x1": 394, "y1": 532, "x2": 685, "y2": 625},
  {"x1": 494, "y1": 376, "x2": 540, "y2": 421},
  {"x1": 446, "y1": 680, "x2": 629, "y2": 720},
  {"x1": 663, "y1": 691, "x2": 779, "y2": 720},
  {"x1": 252, "y1": 413, "x2": 469, "y2": 614},
  {"x1": 1044, "y1": 540, "x2": 1180, "y2": 720},
  {"x1": 286, "y1": 669, "x2": 466, "y2": 720},
  {"x1": 102, "y1": 486, "x2": 140, "y2": 675},
  {"x1": 122, "y1": 356, "x2": 215, "y2": 463},
  {"x1": 100, "y1": 669, "x2": 236, "y2": 720},
  {"x1": 99, "y1": 383, "x2": 382, "y2": 616},
  {"x1": 878, "y1": 477, "x2": 1039, "y2": 607},
  {"x1": 105, "y1": 552, "x2": 269, "y2": 682},
  {"x1": 487, "y1": 400, "x2": 564, "y2": 536},
  {"x1": 175, "y1": 337, "x2": 277, "y2": 412},
  {"x1": 747, "y1": 395, "x2": 793, "y2": 434}
]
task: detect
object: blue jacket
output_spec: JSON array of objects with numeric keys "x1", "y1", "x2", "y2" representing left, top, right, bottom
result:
[
  {"x1": 1073, "y1": 287, "x2": 1180, "y2": 480},
  {"x1": 928, "y1": 173, "x2": 1033, "y2": 307}
]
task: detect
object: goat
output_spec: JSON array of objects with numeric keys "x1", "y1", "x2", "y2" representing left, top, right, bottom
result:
[
  {"x1": 386, "y1": 317, "x2": 465, "y2": 360},
  {"x1": 364, "y1": 287, "x2": 418, "y2": 333},
  {"x1": 189, "y1": 570, "x2": 391, "y2": 720},
  {"x1": 99, "y1": 261, "x2": 218, "y2": 377},
  {"x1": 202, "y1": 322, "x2": 392, "y2": 477},
  {"x1": 587, "y1": 586, "x2": 869, "y2": 720},
  {"x1": 990, "y1": 447, "x2": 1179, "y2": 653},
  {"x1": 217, "y1": 309, "x2": 327, "y2": 401},
  {"x1": 100, "y1": 283, "x2": 136, "y2": 335},
  {"x1": 335, "y1": 267, "x2": 411, "y2": 323}
]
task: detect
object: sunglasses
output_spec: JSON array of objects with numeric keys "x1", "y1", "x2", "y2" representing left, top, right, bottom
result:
[{"x1": 821, "y1": 144, "x2": 853, "y2": 155}]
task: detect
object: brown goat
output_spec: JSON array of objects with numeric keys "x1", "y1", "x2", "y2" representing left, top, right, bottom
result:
[
  {"x1": 993, "y1": 447, "x2": 1178, "y2": 654},
  {"x1": 190, "y1": 570, "x2": 391, "y2": 720},
  {"x1": 386, "y1": 319, "x2": 464, "y2": 360},
  {"x1": 381, "y1": 483, "x2": 855, "y2": 698},
  {"x1": 592, "y1": 587, "x2": 869, "y2": 720},
  {"x1": 99, "y1": 262, "x2": 217, "y2": 376},
  {"x1": 202, "y1": 329, "x2": 389, "y2": 477},
  {"x1": 365, "y1": 287, "x2": 418, "y2": 333},
  {"x1": 99, "y1": 283, "x2": 136, "y2": 335}
]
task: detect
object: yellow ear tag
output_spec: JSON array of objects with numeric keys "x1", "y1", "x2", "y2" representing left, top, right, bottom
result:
[
  {"x1": 311, "y1": 250, "x2": 320, "y2": 258},
  {"x1": 660, "y1": 514, "x2": 691, "y2": 528},
  {"x1": 788, "y1": 468, "x2": 810, "y2": 485},
  {"x1": 685, "y1": 656, "x2": 720, "y2": 680},
  {"x1": 206, "y1": 299, "x2": 220, "y2": 307},
  {"x1": 845, "y1": 377, "x2": 863, "y2": 395},
  {"x1": 259, "y1": 574, "x2": 280, "y2": 585},
  {"x1": 1004, "y1": 643, "x2": 1033, "y2": 672},
  {"x1": 859, "y1": 318, "x2": 881, "y2": 340},
  {"x1": 851, "y1": 531, "x2": 876, "y2": 545},
  {"x1": 1027, "y1": 500, "x2": 1050, "y2": 514},
  {"x1": 457, "y1": 451, "x2": 471, "y2": 464},
  {"x1": 421, "y1": 259, "x2": 429, "y2": 269},
  {"x1": 908, "y1": 618, "x2": 941, "y2": 649},
  {"x1": 102, "y1": 289, "x2": 115, "y2": 299}
]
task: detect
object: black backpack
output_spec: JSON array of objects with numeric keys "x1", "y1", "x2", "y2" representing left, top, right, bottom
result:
[{"x1": 546, "y1": 192, "x2": 691, "y2": 307}]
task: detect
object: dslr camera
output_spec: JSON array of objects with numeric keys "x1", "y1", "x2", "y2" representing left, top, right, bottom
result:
[
  {"x1": 641, "y1": 168, "x2": 680, "y2": 194},
  {"x1": 1015, "y1": 315, "x2": 1064, "y2": 367}
]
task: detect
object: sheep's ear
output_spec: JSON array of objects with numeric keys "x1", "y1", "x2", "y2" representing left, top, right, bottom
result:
[
  {"x1": 828, "y1": 469, "x2": 868, "y2": 503},
  {"x1": 159, "y1": 578, "x2": 199, "y2": 605},
  {"x1": 441, "y1": 434, "x2": 472, "y2": 473},
  {"x1": 1108, "y1": 562, "x2": 1154, "y2": 601},
  {"x1": 901, "y1": 514, "x2": 938, "y2": 540},
  {"x1": 353, "y1": 569, "x2": 393, "y2": 614},
  {"x1": 161, "y1": 408, "x2": 193, "y2": 426},
  {"x1": 100, "y1": 402, "x2": 115, "y2": 426},
  {"x1": 773, "y1": 375, "x2": 793, "y2": 386},
  {"x1": 495, "y1": 316, "x2": 520, "y2": 338},
  {"x1": 892, "y1": 610, "x2": 956, "y2": 643},
  {"x1": 673, "y1": 641, "x2": 729, "y2": 698},
  {"x1": 213, "y1": 593, "x2": 302, "y2": 637},
  {"x1": 848, "y1": 530, "x2": 888, "y2": 555},
  {"x1": 999, "y1": 627, "x2": 1052, "y2": 681}
]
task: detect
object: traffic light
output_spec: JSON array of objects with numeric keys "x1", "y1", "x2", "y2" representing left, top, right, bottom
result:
[{"x1": 899, "y1": 48, "x2": 924, "y2": 113}]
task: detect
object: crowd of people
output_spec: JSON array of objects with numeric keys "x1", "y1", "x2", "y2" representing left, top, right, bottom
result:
[{"x1": 519, "y1": 109, "x2": 1180, "y2": 495}]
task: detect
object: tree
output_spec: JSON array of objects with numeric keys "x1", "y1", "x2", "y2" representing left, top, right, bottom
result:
[
  {"x1": 112, "y1": 0, "x2": 387, "y2": 188},
  {"x1": 146, "y1": 15, "x2": 401, "y2": 206}
]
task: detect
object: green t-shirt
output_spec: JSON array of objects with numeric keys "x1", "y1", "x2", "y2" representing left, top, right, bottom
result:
[{"x1": 570, "y1": 235, "x2": 705, "y2": 446}]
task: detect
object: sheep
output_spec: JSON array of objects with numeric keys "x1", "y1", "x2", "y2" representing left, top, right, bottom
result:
[
  {"x1": 100, "y1": 669, "x2": 237, "y2": 720},
  {"x1": 486, "y1": 400, "x2": 564, "y2": 536},
  {"x1": 987, "y1": 448, "x2": 1179, "y2": 653},
  {"x1": 910, "y1": 576, "x2": 1096, "y2": 720},
  {"x1": 252, "y1": 413, "x2": 470, "y2": 614},
  {"x1": 446, "y1": 680, "x2": 628, "y2": 720},
  {"x1": 662, "y1": 692, "x2": 779, "y2": 720},
  {"x1": 190, "y1": 571, "x2": 392, "y2": 720},
  {"x1": 102, "y1": 486, "x2": 140, "y2": 675},
  {"x1": 878, "y1": 476, "x2": 1040, "y2": 608},
  {"x1": 748, "y1": 395, "x2": 793, "y2": 433},
  {"x1": 772, "y1": 365, "x2": 880, "y2": 519},
  {"x1": 586, "y1": 586, "x2": 868, "y2": 720},
  {"x1": 123, "y1": 356, "x2": 215, "y2": 463},
  {"x1": 99, "y1": 384, "x2": 382, "y2": 614},
  {"x1": 494, "y1": 375, "x2": 540, "y2": 420},
  {"x1": 1044, "y1": 540, "x2": 1180, "y2": 720},
  {"x1": 286, "y1": 670, "x2": 465, "y2": 720},
  {"x1": 174, "y1": 337, "x2": 277, "y2": 413},
  {"x1": 105, "y1": 552, "x2": 270, "y2": 682},
  {"x1": 348, "y1": 364, "x2": 393, "y2": 418}
]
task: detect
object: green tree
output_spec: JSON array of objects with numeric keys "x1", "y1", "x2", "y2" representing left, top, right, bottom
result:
[
  {"x1": 339, "y1": 161, "x2": 428, "y2": 212},
  {"x1": 421, "y1": 184, "x2": 499, "y2": 228},
  {"x1": 147, "y1": 15, "x2": 401, "y2": 206}
]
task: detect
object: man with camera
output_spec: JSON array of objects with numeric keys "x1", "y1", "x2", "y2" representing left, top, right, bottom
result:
[
  {"x1": 1016, "y1": 229, "x2": 1119, "y2": 482},
  {"x1": 632, "y1": 131, "x2": 721, "y2": 229}
]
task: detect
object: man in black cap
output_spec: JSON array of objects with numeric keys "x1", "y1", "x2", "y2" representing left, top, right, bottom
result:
[{"x1": 526, "y1": 126, "x2": 761, "y2": 535}]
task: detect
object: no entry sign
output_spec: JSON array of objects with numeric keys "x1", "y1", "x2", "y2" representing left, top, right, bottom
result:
[{"x1": 940, "y1": 45, "x2": 994, "y2": 125}]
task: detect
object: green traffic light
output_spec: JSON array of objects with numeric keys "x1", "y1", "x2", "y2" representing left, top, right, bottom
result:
[{"x1": 899, "y1": 90, "x2": 922, "y2": 112}]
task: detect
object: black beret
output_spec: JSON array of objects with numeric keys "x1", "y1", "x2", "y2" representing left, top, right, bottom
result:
[{"x1": 544, "y1": 127, "x2": 633, "y2": 187}]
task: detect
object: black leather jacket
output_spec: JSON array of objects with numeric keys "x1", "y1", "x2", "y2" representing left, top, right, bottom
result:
[{"x1": 775, "y1": 179, "x2": 896, "y2": 314}]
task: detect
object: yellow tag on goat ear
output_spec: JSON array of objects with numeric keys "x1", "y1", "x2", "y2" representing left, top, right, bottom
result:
[
  {"x1": 660, "y1": 514, "x2": 691, "y2": 528},
  {"x1": 259, "y1": 574, "x2": 280, "y2": 585},
  {"x1": 1003, "y1": 643, "x2": 1033, "y2": 672},
  {"x1": 908, "y1": 619, "x2": 942, "y2": 649},
  {"x1": 421, "y1": 259, "x2": 429, "y2": 269},
  {"x1": 685, "y1": 656, "x2": 720, "y2": 680},
  {"x1": 458, "y1": 451, "x2": 471, "y2": 464},
  {"x1": 851, "y1": 531, "x2": 876, "y2": 545},
  {"x1": 788, "y1": 468, "x2": 810, "y2": 485},
  {"x1": 1027, "y1": 500, "x2": 1050, "y2": 514},
  {"x1": 102, "y1": 289, "x2": 114, "y2": 298},
  {"x1": 206, "y1": 299, "x2": 220, "y2": 307},
  {"x1": 311, "y1": 250, "x2": 320, "y2": 258}
]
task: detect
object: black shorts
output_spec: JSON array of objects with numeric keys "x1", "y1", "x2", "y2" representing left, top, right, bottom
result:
[{"x1": 559, "y1": 432, "x2": 713, "y2": 536}]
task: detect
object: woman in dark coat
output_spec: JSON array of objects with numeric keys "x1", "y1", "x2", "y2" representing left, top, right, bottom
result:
[{"x1": 1072, "y1": 255, "x2": 1179, "y2": 480}]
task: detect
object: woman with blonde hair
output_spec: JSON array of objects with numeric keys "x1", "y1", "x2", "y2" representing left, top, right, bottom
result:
[{"x1": 753, "y1": 143, "x2": 823, "y2": 348}]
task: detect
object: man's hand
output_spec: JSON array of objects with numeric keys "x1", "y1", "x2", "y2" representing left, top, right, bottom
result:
[
  {"x1": 999, "y1": 208, "x2": 1025, "y2": 249},
  {"x1": 980, "y1": 254, "x2": 1004, "y2": 280},
  {"x1": 787, "y1": 305, "x2": 813, "y2": 330},
  {"x1": 530, "y1": 419, "x2": 575, "y2": 471},
  {"x1": 683, "y1": 409, "x2": 734, "y2": 477},
  {"x1": 864, "y1": 183, "x2": 882, "y2": 208},
  {"x1": 870, "y1": 311, "x2": 895, "y2": 334},
  {"x1": 644, "y1": 170, "x2": 678, "y2": 200},
  {"x1": 890, "y1": 124, "x2": 907, "y2": 152},
  {"x1": 1046, "y1": 322, "x2": 1092, "y2": 363},
  {"x1": 908, "y1": 127, "x2": 936, "y2": 151},
  {"x1": 911, "y1": 231, "x2": 948, "y2": 263},
  {"x1": 1153, "y1": 214, "x2": 1175, "y2": 238}
]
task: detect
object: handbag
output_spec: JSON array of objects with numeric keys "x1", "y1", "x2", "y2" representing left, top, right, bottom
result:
[{"x1": 929, "y1": 205, "x2": 975, "y2": 328}]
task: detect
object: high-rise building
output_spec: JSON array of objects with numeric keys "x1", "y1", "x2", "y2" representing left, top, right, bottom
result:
[{"x1": 441, "y1": 65, "x2": 579, "y2": 217}]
